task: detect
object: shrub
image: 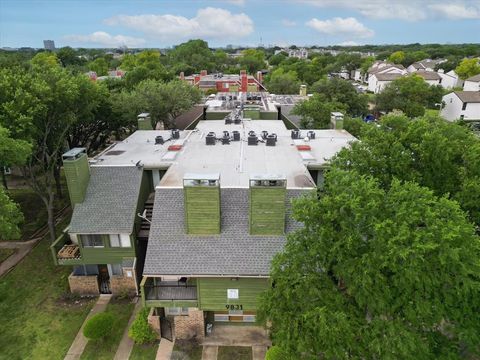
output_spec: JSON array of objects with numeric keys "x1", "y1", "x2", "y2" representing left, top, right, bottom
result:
[
  {"x1": 83, "y1": 312, "x2": 114, "y2": 340},
  {"x1": 128, "y1": 308, "x2": 157, "y2": 344},
  {"x1": 266, "y1": 346, "x2": 289, "y2": 360}
]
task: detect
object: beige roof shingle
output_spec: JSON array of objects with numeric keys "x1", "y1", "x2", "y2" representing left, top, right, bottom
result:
[{"x1": 454, "y1": 91, "x2": 480, "y2": 103}]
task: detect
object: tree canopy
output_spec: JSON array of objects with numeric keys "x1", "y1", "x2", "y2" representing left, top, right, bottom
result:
[
  {"x1": 455, "y1": 58, "x2": 480, "y2": 80},
  {"x1": 261, "y1": 168, "x2": 480, "y2": 359},
  {"x1": 292, "y1": 93, "x2": 346, "y2": 129}
]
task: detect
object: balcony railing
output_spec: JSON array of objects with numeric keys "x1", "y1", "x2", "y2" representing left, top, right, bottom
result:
[
  {"x1": 50, "y1": 230, "x2": 83, "y2": 265},
  {"x1": 141, "y1": 278, "x2": 197, "y2": 304}
]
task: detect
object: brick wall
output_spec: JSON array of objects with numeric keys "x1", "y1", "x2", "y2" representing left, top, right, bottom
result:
[
  {"x1": 110, "y1": 266, "x2": 136, "y2": 296},
  {"x1": 147, "y1": 308, "x2": 161, "y2": 339},
  {"x1": 174, "y1": 308, "x2": 205, "y2": 340},
  {"x1": 68, "y1": 273, "x2": 99, "y2": 295}
]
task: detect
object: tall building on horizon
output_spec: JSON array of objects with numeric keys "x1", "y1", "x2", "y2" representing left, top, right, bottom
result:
[{"x1": 43, "y1": 40, "x2": 55, "y2": 51}]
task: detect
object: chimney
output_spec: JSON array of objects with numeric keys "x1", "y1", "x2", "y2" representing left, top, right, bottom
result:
[
  {"x1": 241, "y1": 71, "x2": 248, "y2": 92},
  {"x1": 330, "y1": 112, "x2": 344, "y2": 130},
  {"x1": 183, "y1": 174, "x2": 220, "y2": 234},
  {"x1": 299, "y1": 84, "x2": 307, "y2": 96},
  {"x1": 200, "y1": 70, "x2": 207, "y2": 77},
  {"x1": 194, "y1": 74, "x2": 201, "y2": 84},
  {"x1": 62, "y1": 148, "x2": 90, "y2": 207},
  {"x1": 256, "y1": 71, "x2": 263, "y2": 84},
  {"x1": 179, "y1": 71, "x2": 185, "y2": 80},
  {"x1": 137, "y1": 113, "x2": 153, "y2": 130}
]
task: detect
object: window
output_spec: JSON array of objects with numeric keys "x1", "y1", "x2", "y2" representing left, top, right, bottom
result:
[
  {"x1": 81, "y1": 235, "x2": 104, "y2": 248},
  {"x1": 165, "y1": 307, "x2": 189, "y2": 316},
  {"x1": 227, "y1": 289, "x2": 239, "y2": 299},
  {"x1": 462, "y1": 102, "x2": 467, "y2": 110},
  {"x1": 109, "y1": 234, "x2": 131, "y2": 248},
  {"x1": 460, "y1": 115, "x2": 465, "y2": 120},
  {"x1": 110, "y1": 263, "x2": 123, "y2": 276}
]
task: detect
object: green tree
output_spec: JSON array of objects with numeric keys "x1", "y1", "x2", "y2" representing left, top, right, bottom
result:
[
  {"x1": 311, "y1": 78, "x2": 368, "y2": 117},
  {"x1": 388, "y1": 50, "x2": 405, "y2": 64},
  {"x1": 375, "y1": 74, "x2": 442, "y2": 117},
  {"x1": 360, "y1": 56, "x2": 375, "y2": 75},
  {"x1": 239, "y1": 49, "x2": 266, "y2": 74},
  {"x1": 266, "y1": 68, "x2": 300, "y2": 94},
  {"x1": 292, "y1": 93, "x2": 346, "y2": 129},
  {"x1": 455, "y1": 58, "x2": 480, "y2": 79},
  {"x1": 88, "y1": 57, "x2": 109, "y2": 76},
  {"x1": 268, "y1": 52, "x2": 287, "y2": 66},
  {"x1": 260, "y1": 168, "x2": 480, "y2": 359},
  {"x1": 167, "y1": 40, "x2": 215, "y2": 72},
  {"x1": 57, "y1": 46, "x2": 84, "y2": 67},
  {"x1": 333, "y1": 113, "x2": 480, "y2": 226},
  {"x1": 128, "y1": 308, "x2": 157, "y2": 344}
]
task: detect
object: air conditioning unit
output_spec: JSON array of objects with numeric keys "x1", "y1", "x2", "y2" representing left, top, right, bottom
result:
[
  {"x1": 232, "y1": 131, "x2": 240, "y2": 141},
  {"x1": 248, "y1": 134, "x2": 258, "y2": 145},
  {"x1": 171, "y1": 129, "x2": 180, "y2": 139},
  {"x1": 155, "y1": 136, "x2": 164, "y2": 145},
  {"x1": 266, "y1": 134, "x2": 276, "y2": 146},
  {"x1": 206, "y1": 132, "x2": 216, "y2": 145}
]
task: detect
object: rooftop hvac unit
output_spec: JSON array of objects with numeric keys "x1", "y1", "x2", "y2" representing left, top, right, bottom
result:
[
  {"x1": 248, "y1": 130, "x2": 256, "y2": 136},
  {"x1": 266, "y1": 134, "x2": 276, "y2": 146},
  {"x1": 248, "y1": 134, "x2": 258, "y2": 145},
  {"x1": 223, "y1": 131, "x2": 230, "y2": 138},
  {"x1": 171, "y1": 129, "x2": 180, "y2": 139},
  {"x1": 234, "y1": 116, "x2": 241, "y2": 124},
  {"x1": 232, "y1": 131, "x2": 240, "y2": 141},
  {"x1": 206, "y1": 132, "x2": 216, "y2": 145},
  {"x1": 225, "y1": 117, "x2": 232, "y2": 124},
  {"x1": 261, "y1": 130, "x2": 268, "y2": 140},
  {"x1": 155, "y1": 135, "x2": 164, "y2": 145},
  {"x1": 291, "y1": 130, "x2": 299, "y2": 139},
  {"x1": 221, "y1": 137, "x2": 230, "y2": 145},
  {"x1": 307, "y1": 131, "x2": 315, "y2": 139}
]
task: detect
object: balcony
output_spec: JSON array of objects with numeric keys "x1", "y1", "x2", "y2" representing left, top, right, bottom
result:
[
  {"x1": 50, "y1": 231, "x2": 83, "y2": 265},
  {"x1": 141, "y1": 277, "x2": 198, "y2": 307}
]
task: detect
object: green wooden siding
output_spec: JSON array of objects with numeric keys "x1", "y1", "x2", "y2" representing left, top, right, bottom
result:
[
  {"x1": 260, "y1": 111, "x2": 278, "y2": 120},
  {"x1": 78, "y1": 234, "x2": 135, "y2": 264},
  {"x1": 197, "y1": 278, "x2": 269, "y2": 311},
  {"x1": 63, "y1": 154, "x2": 90, "y2": 205},
  {"x1": 250, "y1": 187, "x2": 286, "y2": 235},
  {"x1": 184, "y1": 187, "x2": 220, "y2": 234},
  {"x1": 205, "y1": 112, "x2": 230, "y2": 120}
]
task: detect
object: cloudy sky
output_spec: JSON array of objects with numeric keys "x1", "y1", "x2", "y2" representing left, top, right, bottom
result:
[{"x1": 1, "y1": 0, "x2": 479, "y2": 48}]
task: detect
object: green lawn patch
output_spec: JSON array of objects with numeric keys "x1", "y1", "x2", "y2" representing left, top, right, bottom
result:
[
  {"x1": 0, "y1": 215, "x2": 95, "y2": 360},
  {"x1": 218, "y1": 346, "x2": 252, "y2": 360},
  {"x1": 130, "y1": 341, "x2": 159, "y2": 360},
  {"x1": 80, "y1": 298, "x2": 134, "y2": 360},
  {"x1": 0, "y1": 248, "x2": 15, "y2": 262},
  {"x1": 172, "y1": 339, "x2": 203, "y2": 360}
]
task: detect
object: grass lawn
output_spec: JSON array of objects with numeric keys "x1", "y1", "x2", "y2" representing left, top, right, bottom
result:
[
  {"x1": 0, "y1": 248, "x2": 15, "y2": 262},
  {"x1": 218, "y1": 346, "x2": 253, "y2": 360},
  {"x1": 130, "y1": 341, "x2": 159, "y2": 360},
  {"x1": 80, "y1": 298, "x2": 134, "y2": 360},
  {"x1": 0, "y1": 216, "x2": 96, "y2": 360},
  {"x1": 172, "y1": 339, "x2": 203, "y2": 360},
  {"x1": 425, "y1": 108, "x2": 440, "y2": 117}
]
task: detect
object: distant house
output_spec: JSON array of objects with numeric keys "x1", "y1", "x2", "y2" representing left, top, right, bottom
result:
[
  {"x1": 415, "y1": 70, "x2": 442, "y2": 86},
  {"x1": 181, "y1": 70, "x2": 266, "y2": 92},
  {"x1": 367, "y1": 62, "x2": 407, "y2": 93},
  {"x1": 463, "y1": 74, "x2": 480, "y2": 91},
  {"x1": 441, "y1": 91, "x2": 480, "y2": 122},
  {"x1": 288, "y1": 48, "x2": 308, "y2": 59},
  {"x1": 407, "y1": 58, "x2": 446, "y2": 73},
  {"x1": 437, "y1": 70, "x2": 463, "y2": 89}
]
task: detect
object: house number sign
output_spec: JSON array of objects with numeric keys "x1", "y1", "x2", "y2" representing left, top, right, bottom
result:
[{"x1": 226, "y1": 304, "x2": 243, "y2": 310}]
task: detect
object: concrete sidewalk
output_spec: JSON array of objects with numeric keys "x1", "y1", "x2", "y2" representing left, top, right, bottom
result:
[
  {"x1": 113, "y1": 299, "x2": 142, "y2": 360},
  {"x1": 64, "y1": 294, "x2": 112, "y2": 360},
  {"x1": 156, "y1": 339, "x2": 174, "y2": 360},
  {"x1": 202, "y1": 346, "x2": 218, "y2": 360}
]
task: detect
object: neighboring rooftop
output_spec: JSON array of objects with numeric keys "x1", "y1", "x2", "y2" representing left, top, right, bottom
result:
[
  {"x1": 143, "y1": 188, "x2": 307, "y2": 276},
  {"x1": 69, "y1": 166, "x2": 143, "y2": 234},
  {"x1": 415, "y1": 70, "x2": 442, "y2": 81},
  {"x1": 454, "y1": 91, "x2": 480, "y2": 103},
  {"x1": 466, "y1": 74, "x2": 480, "y2": 82},
  {"x1": 375, "y1": 73, "x2": 405, "y2": 81}
]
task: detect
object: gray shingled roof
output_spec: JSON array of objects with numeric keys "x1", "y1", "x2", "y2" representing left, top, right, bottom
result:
[
  {"x1": 415, "y1": 71, "x2": 441, "y2": 81},
  {"x1": 144, "y1": 188, "x2": 310, "y2": 276},
  {"x1": 454, "y1": 91, "x2": 480, "y2": 103},
  {"x1": 466, "y1": 74, "x2": 480, "y2": 82},
  {"x1": 69, "y1": 166, "x2": 143, "y2": 234},
  {"x1": 375, "y1": 73, "x2": 405, "y2": 81}
]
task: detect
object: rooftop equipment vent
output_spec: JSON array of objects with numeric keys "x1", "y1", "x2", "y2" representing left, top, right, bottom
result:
[
  {"x1": 232, "y1": 131, "x2": 240, "y2": 141},
  {"x1": 206, "y1": 132, "x2": 216, "y2": 145},
  {"x1": 291, "y1": 130, "x2": 300, "y2": 139},
  {"x1": 105, "y1": 150, "x2": 125, "y2": 156},
  {"x1": 223, "y1": 131, "x2": 230, "y2": 138},
  {"x1": 155, "y1": 136, "x2": 164, "y2": 145},
  {"x1": 261, "y1": 130, "x2": 268, "y2": 140},
  {"x1": 225, "y1": 117, "x2": 232, "y2": 125},
  {"x1": 248, "y1": 134, "x2": 258, "y2": 145},
  {"x1": 171, "y1": 129, "x2": 180, "y2": 139},
  {"x1": 297, "y1": 145, "x2": 311, "y2": 151},
  {"x1": 222, "y1": 137, "x2": 230, "y2": 145},
  {"x1": 307, "y1": 131, "x2": 315, "y2": 139},
  {"x1": 266, "y1": 134, "x2": 276, "y2": 146},
  {"x1": 168, "y1": 145, "x2": 182, "y2": 151},
  {"x1": 234, "y1": 116, "x2": 241, "y2": 124}
]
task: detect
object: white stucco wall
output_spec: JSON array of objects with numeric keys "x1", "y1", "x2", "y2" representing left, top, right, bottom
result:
[
  {"x1": 441, "y1": 93, "x2": 480, "y2": 121},
  {"x1": 464, "y1": 80, "x2": 480, "y2": 91}
]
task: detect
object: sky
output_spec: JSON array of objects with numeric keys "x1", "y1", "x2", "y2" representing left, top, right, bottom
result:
[{"x1": 1, "y1": 0, "x2": 479, "y2": 48}]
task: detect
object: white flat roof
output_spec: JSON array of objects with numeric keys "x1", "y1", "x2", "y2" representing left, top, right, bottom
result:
[{"x1": 92, "y1": 121, "x2": 356, "y2": 189}]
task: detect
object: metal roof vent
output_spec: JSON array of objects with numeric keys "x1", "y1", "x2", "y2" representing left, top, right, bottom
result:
[
  {"x1": 155, "y1": 136, "x2": 164, "y2": 145},
  {"x1": 266, "y1": 134, "x2": 276, "y2": 146},
  {"x1": 291, "y1": 130, "x2": 300, "y2": 139},
  {"x1": 232, "y1": 131, "x2": 240, "y2": 141},
  {"x1": 171, "y1": 129, "x2": 180, "y2": 139},
  {"x1": 206, "y1": 132, "x2": 216, "y2": 145},
  {"x1": 307, "y1": 131, "x2": 315, "y2": 139},
  {"x1": 261, "y1": 131, "x2": 268, "y2": 140},
  {"x1": 248, "y1": 133, "x2": 258, "y2": 145}
]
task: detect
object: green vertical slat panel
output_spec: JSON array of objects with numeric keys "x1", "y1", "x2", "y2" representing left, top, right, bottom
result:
[
  {"x1": 250, "y1": 187, "x2": 286, "y2": 235},
  {"x1": 184, "y1": 187, "x2": 220, "y2": 234},
  {"x1": 63, "y1": 154, "x2": 90, "y2": 205}
]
